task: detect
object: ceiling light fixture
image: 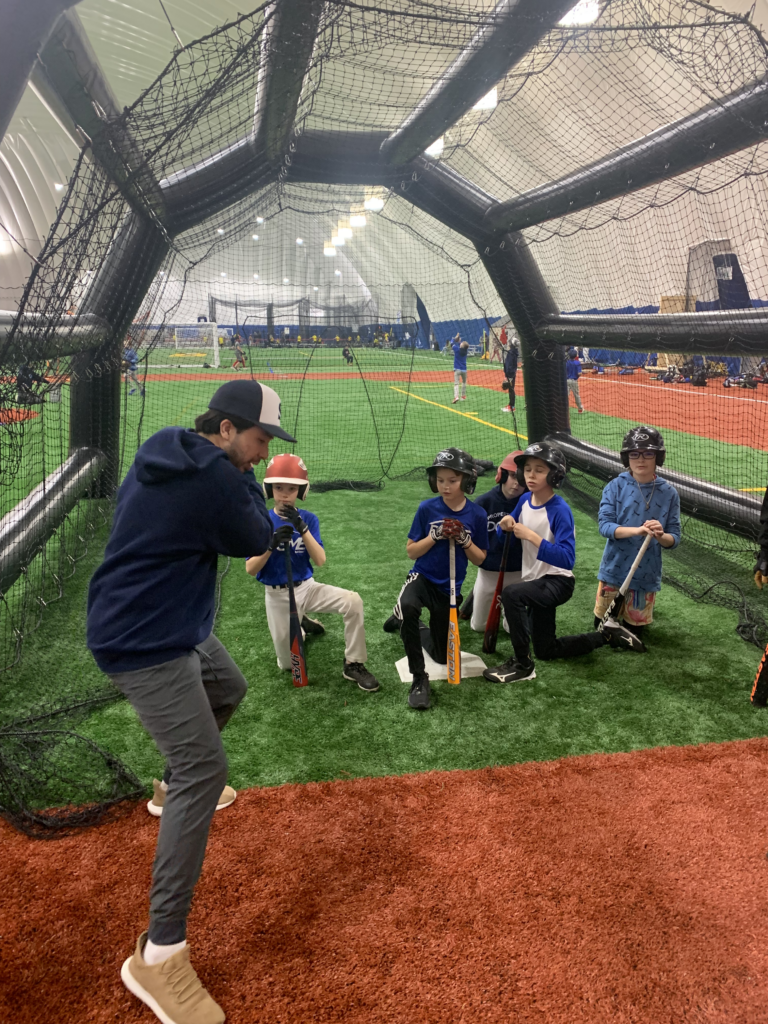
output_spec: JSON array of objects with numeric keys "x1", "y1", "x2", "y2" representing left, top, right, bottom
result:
[
  {"x1": 252, "y1": 234, "x2": 259, "y2": 240},
  {"x1": 256, "y1": 217, "x2": 264, "y2": 224},
  {"x1": 324, "y1": 245, "x2": 337, "y2": 256},
  {"x1": 54, "y1": 183, "x2": 66, "y2": 192},
  {"x1": 253, "y1": 273, "x2": 259, "y2": 279},
  {"x1": 349, "y1": 214, "x2": 366, "y2": 227},
  {"x1": 296, "y1": 237, "x2": 304, "y2": 245},
  {"x1": 424, "y1": 136, "x2": 444, "y2": 158},
  {"x1": 472, "y1": 87, "x2": 497, "y2": 111},
  {"x1": 334, "y1": 269, "x2": 342, "y2": 277},
  {"x1": 559, "y1": 0, "x2": 599, "y2": 26},
  {"x1": 338, "y1": 227, "x2": 353, "y2": 240},
  {"x1": 331, "y1": 236, "x2": 345, "y2": 246},
  {"x1": 364, "y1": 197, "x2": 384, "y2": 212},
  {"x1": 313, "y1": 286, "x2": 319, "y2": 291},
  {"x1": 217, "y1": 228, "x2": 224, "y2": 235},
  {"x1": 220, "y1": 272, "x2": 226, "y2": 277},
  {"x1": 283, "y1": 277, "x2": 289, "y2": 284}
]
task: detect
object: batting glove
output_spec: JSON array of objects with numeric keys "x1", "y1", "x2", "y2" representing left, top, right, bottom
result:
[
  {"x1": 270, "y1": 524, "x2": 294, "y2": 550},
  {"x1": 279, "y1": 504, "x2": 309, "y2": 535},
  {"x1": 442, "y1": 518, "x2": 472, "y2": 549},
  {"x1": 429, "y1": 521, "x2": 444, "y2": 542}
]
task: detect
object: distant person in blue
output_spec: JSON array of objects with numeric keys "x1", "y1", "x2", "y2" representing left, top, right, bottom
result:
[
  {"x1": 451, "y1": 333, "x2": 469, "y2": 403},
  {"x1": 566, "y1": 347, "x2": 584, "y2": 413},
  {"x1": 483, "y1": 443, "x2": 642, "y2": 685},
  {"x1": 88, "y1": 380, "x2": 290, "y2": 1024},
  {"x1": 122, "y1": 342, "x2": 144, "y2": 396},
  {"x1": 501, "y1": 335, "x2": 518, "y2": 413},
  {"x1": 467, "y1": 451, "x2": 528, "y2": 633},
  {"x1": 594, "y1": 426, "x2": 681, "y2": 647},
  {"x1": 245, "y1": 452, "x2": 379, "y2": 692},
  {"x1": 383, "y1": 448, "x2": 487, "y2": 709}
]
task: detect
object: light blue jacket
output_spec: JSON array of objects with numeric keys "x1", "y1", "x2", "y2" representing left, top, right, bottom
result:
[{"x1": 597, "y1": 472, "x2": 681, "y2": 591}]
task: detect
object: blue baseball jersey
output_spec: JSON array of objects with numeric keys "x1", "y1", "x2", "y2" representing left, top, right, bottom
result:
[
  {"x1": 475, "y1": 484, "x2": 524, "y2": 573},
  {"x1": 124, "y1": 348, "x2": 139, "y2": 370},
  {"x1": 566, "y1": 357, "x2": 581, "y2": 380},
  {"x1": 254, "y1": 508, "x2": 323, "y2": 586},
  {"x1": 408, "y1": 496, "x2": 487, "y2": 593},
  {"x1": 452, "y1": 342, "x2": 468, "y2": 372}
]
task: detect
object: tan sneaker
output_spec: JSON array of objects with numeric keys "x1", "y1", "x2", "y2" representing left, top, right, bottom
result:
[
  {"x1": 147, "y1": 780, "x2": 237, "y2": 818},
  {"x1": 121, "y1": 932, "x2": 225, "y2": 1024}
]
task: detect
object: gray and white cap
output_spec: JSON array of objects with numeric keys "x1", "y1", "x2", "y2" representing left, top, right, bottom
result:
[{"x1": 208, "y1": 380, "x2": 296, "y2": 443}]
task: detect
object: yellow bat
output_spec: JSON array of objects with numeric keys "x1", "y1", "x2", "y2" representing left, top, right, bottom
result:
[{"x1": 447, "y1": 537, "x2": 461, "y2": 684}]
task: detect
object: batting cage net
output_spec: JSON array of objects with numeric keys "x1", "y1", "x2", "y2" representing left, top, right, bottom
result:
[{"x1": 3, "y1": 0, "x2": 768, "y2": 832}]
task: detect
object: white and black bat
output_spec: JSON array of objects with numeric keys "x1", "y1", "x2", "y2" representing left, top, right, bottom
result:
[
  {"x1": 597, "y1": 532, "x2": 653, "y2": 631},
  {"x1": 447, "y1": 538, "x2": 461, "y2": 684},
  {"x1": 284, "y1": 545, "x2": 308, "y2": 688}
]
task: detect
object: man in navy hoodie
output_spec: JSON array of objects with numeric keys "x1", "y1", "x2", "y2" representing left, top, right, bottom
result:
[{"x1": 88, "y1": 379, "x2": 291, "y2": 1024}]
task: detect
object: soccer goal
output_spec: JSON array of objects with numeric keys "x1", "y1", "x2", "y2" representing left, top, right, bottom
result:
[{"x1": 147, "y1": 323, "x2": 221, "y2": 368}]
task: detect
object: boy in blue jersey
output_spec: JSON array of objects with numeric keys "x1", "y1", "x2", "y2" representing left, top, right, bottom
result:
[
  {"x1": 483, "y1": 443, "x2": 642, "y2": 684},
  {"x1": 384, "y1": 448, "x2": 488, "y2": 709},
  {"x1": 594, "y1": 426, "x2": 681, "y2": 646},
  {"x1": 246, "y1": 453, "x2": 380, "y2": 692},
  {"x1": 468, "y1": 451, "x2": 527, "y2": 632},
  {"x1": 566, "y1": 347, "x2": 584, "y2": 413},
  {"x1": 123, "y1": 342, "x2": 144, "y2": 396},
  {"x1": 451, "y1": 333, "x2": 469, "y2": 403}
]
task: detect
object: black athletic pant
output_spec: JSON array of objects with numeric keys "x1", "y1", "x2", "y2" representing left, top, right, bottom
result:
[
  {"x1": 395, "y1": 572, "x2": 457, "y2": 676},
  {"x1": 501, "y1": 574, "x2": 606, "y2": 663},
  {"x1": 505, "y1": 376, "x2": 516, "y2": 409}
]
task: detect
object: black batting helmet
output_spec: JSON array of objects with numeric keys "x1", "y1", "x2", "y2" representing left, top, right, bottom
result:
[
  {"x1": 427, "y1": 447, "x2": 477, "y2": 494},
  {"x1": 515, "y1": 442, "x2": 567, "y2": 488},
  {"x1": 620, "y1": 426, "x2": 666, "y2": 467}
]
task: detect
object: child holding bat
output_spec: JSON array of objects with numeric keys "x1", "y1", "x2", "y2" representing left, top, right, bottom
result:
[
  {"x1": 467, "y1": 450, "x2": 527, "y2": 634},
  {"x1": 383, "y1": 448, "x2": 487, "y2": 710},
  {"x1": 245, "y1": 453, "x2": 380, "y2": 692},
  {"x1": 593, "y1": 426, "x2": 681, "y2": 647},
  {"x1": 483, "y1": 443, "x2": 643, "y2": 685}
]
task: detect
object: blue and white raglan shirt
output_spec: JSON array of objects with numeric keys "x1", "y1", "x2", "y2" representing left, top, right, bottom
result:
[
  {"x1": 597, "y1": 472, "x2": 681, "y2": 592},
  {"x1": 496, "y1": 493, "x2": 575, "y2": 580},
  {"x1": 452, "y1": 342, "x2": 468, "y2": 372},
  {"x1": 475, "y1": 484, "x2": 524, "y2": 574},
  {"x1": 254, "y1": 508, "x2": 323, "y2": 587},
  {"x1": 124, "y1": 347, "x2": 139, "y2": 371},
  {"x1": 409, "y1": 496, "x2": 487, "y2": 593}
]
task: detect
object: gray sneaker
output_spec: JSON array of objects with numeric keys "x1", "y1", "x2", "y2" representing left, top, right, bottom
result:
[
  {"x1": 408, "y1": 673, "x2": 431, "y2": 709},
  {"x1": 343, "y1": 661, "x2": 380, "y2": 692}
]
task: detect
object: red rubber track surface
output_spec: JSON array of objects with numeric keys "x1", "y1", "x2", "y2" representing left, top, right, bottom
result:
[{"x1": 3, "y1": 739, "x2": 768, "y2": 1023}]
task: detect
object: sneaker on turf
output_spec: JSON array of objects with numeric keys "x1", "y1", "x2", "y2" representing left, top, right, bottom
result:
[
  {"x1": 301, "y1": 615, "x2": 325, "y2": 635},
  {"x1": 601, "y1": 619, "x2": 647, "y2": 652},
  {"x1": 483, "y1": 658, "x2": 536, "y2": 683},
  {"x1": 147, "y1": 779, "x2": 237, "y2": 818},
  {"x1": 501, "y1": 406, "x2": 512, "y2": 413},
  {"x1": 452, "y1": 397, "x2": 459, "y2": 404},
  {"x1": 408, "y1": 673, "x2": 431, "y2": 709},
  {"x1": 121, "y1": 932, "x2": 224, "y2": 1024},
  {"x1": 343, "y1": 661, "x2": 380, "y2": 692},
  {"x1": 383, "y1": 614, "x2": 402, "y2": 633}
]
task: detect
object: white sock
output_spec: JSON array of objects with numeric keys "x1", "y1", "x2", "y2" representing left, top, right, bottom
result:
[
  {"x1": 454, "y1": 385, "x2": 458, "y2": 399},
  {"x1": 144, "y1": 937, "x2": 187, "y2": 966}
]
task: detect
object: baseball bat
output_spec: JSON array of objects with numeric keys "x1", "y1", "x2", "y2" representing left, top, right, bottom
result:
[
  {"x1": 597, "y1": 532, "x2": 653, "y2": 632},
  {"x1": 447, "y1": 538, "x2": 461, "y2": 685},
  {"x1": 751, "y1": 643, "x2": 768, "y2": 706},
  {"x1": 483, "y1": 529, "x2": 512, "y2": 654},
  {"x1": 284, "y1": 544, "x2": 309, "y2": 688}
]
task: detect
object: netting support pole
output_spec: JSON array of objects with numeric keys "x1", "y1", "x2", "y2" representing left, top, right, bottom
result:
[
  {"x1": 0, "y1": 0, "x2": 74, "y2": 145},
  {"x1": 479, "y1": 232, "x2": 569, "y2": 442},
  {"x1": 70, "y1": 211, "x2": 169, "y2": 496}
]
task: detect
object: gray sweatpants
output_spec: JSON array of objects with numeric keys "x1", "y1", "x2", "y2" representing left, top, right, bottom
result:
[{"x1": 108, "y1": 633, "x2": 247, "y2": 945}]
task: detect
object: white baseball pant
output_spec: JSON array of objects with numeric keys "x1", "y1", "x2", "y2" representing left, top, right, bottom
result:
[
  {"x1": 264, "y1": 577, "x2": 367, "y2": 669},
  {"x1": 469, "y1": 566, "x2": 522, "y2": 633}
]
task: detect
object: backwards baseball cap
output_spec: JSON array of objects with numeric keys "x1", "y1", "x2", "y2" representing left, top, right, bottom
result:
[{"x1": 208, "y1": 380, "x2": 296, "y2": 443}]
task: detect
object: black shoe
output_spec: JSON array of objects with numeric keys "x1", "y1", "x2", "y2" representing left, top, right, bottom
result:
[
  {"x1": 483, "y1": 658, "x2": 536, "y2": 683},
  {"x1": 408, "y1": 673, "x2": 431, "y2": 709},
  {"x1": 301, "y1": 616, "x2": 325, "y2": 635},
  {"x1": 343, "y1": 661, "x2": 380, "y2": 692},
  {"x1": 383, "y1": 614, "x2": 402, "y2": 633},
  {"x1": 601, "y1": 619, "x2": 647, "y2": 653}
]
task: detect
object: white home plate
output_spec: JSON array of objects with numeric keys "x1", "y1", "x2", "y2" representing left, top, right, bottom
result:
[{"x1": 395, "y1": 649, "x2": 487, "y2": 683}]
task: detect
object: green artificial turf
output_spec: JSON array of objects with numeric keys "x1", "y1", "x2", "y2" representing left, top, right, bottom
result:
[
  {"x1": 14, "y1": 479, "x2": 759, "y2": 797},
  {"x1": 5, "y1": 350, "x2": 768, "y2": 805}
]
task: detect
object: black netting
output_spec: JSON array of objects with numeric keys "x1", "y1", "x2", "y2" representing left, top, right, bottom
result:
[{"x1": 3, "y1": 0, "x2": 768, "y2": 832}]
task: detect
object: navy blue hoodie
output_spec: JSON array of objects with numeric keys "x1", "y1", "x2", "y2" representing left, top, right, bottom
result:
[{"x1": 87, "y1": 427, "x2": 273, "y2": 673}]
